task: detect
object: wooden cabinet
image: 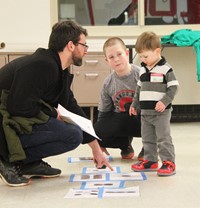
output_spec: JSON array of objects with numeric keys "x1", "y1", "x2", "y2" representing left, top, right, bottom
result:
[
  {"x1": 71, "y1": 54, "x2": 111, "y2": 106},
  {"x1": 0, "y1": 55, "x2": 8, "y2": 68},
  {"x1": 0, "y1": 53, "x2": 28, "y2": 68},
  {"x1": 8, "y1": 54, "x2": 27, "y2": 62}
]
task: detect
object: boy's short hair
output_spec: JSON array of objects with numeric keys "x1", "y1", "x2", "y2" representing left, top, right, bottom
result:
[
  {"x1": 103, "y1": 37, "x2": 126, "y2": 55},
  {"x1": 135, "y1": 31, "x2": 161, "y2": 53}
]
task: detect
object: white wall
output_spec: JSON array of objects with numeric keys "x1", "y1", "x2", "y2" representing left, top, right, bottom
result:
[{"x1": 0, "y1": 0, "x2": 52, "y2": 46}]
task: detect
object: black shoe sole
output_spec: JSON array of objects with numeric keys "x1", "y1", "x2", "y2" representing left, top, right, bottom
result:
[
  {"x1": 0, "y1": 174, "x2": 31, "y2": 187},
  {"x1": 24, "y1": 173, "x2": 61, "y2": 179},
  {"x1": 157, "y1": 171, "x2": 176, "y2": 176}
]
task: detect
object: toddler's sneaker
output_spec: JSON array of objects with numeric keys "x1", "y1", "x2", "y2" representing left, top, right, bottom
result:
[
  {"x1": 137, "y1": 147, "x2": 144, "y2": 161},
  {"x1": 121, "y1": 145, "x2": 134, "y2": 159},
  {"x1": 157, "y1": 161, "x2": 176, "y2": 176},
  {"x1": 131, "y1": 160, "x2": 158, "y2": 172}
]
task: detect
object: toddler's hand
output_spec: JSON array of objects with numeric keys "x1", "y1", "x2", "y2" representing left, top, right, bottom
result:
[{"x1": 155, "y1": 101, "x2": 166, "y2": 112}]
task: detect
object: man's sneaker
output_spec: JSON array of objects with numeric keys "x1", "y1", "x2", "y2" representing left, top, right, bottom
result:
[
  {"x1": 20, "y1": 160, "x2": 61, "y2": 178},
  {"x1": 121, "y1": 145, "x2": 134, "y2": 159},
  {"x1": 131, "y1": 160, "x2": 158, "y2": 172},
  {"x1": 137, "y1": 147, "x2": 144, "y2": 161},
  {"x1": 0, "y1": 159, "x2": 30, "y2": 187},
  {"x1": 157, "y1": 161, "x2": 176, "y2": 176}
]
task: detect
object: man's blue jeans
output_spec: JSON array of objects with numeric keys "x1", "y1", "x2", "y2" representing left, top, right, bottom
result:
[{"x1": 19, "y1": 117, "x2": 83, "y2": 163}]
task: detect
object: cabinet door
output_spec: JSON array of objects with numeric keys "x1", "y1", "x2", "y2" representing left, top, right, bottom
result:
[
  {"x1": 0, "y1": 55, "x2": 8, "y2": 68},
  {"x1": 71, "y1": 55, "x2": 111, "y2": 105},
  {"x1": 8, "y1": 54, "x2": 27, "y2": 62}
]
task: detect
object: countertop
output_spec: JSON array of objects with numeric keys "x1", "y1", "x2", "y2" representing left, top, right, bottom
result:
[{"x1": 0, "y1": 38, "x2": 136, "y2": 53}]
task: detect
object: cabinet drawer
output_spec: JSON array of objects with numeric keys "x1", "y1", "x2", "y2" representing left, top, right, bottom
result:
[
  {"x1": 72, "y1": 70, "x2": 110, "y2": 104},
  {"x1": 8, "y1": 54, "x2": 27, "y2": 62},
  {"x1": 71, "y1": 54, "x2": 111, "y2": 105},
  {"x1": 72, "y1": 55, "x2": 109, "y2": 71}
]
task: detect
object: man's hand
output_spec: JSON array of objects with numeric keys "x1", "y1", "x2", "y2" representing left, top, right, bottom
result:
[
  {"x1": 101, "y1": 147, "x2": 110, "y2": 156},
  {"x1": 88, "y1": 140, "x2": 113, "y2": 171},
  {"x1": 56, "y1": 108, "x2": 62, "y2": 120}
]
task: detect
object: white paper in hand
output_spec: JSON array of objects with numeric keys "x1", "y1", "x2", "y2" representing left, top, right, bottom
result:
[{"x1": 58, "y1": 104, "x2": 100, "y2": 140}]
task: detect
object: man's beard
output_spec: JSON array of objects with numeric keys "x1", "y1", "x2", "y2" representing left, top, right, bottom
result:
[{"x1": 72, "y1": 55, "x2": 83, "y2": 66}]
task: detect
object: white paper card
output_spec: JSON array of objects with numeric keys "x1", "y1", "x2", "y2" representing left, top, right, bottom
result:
[
  {"x1": 109, "y1": 172, "x2": 147, "y2": 181},
  {"x1": 69, "y1": 173, "x2": 107, "y2": 182},
  {"x1": 58, "y1": 104, "x2": 100, "y2": 140},
  {"x1": 101, "y1": 186, "x2": 140, "y2": 198},
  {"x1": 64, "y1": 189, "x2": 99, "y2": 198},
  {"x1": 68, "y1": 156, "x2": 93, "y2": 163},
  {"x1": 67, "y1": 156, "x2": 113, "y2": 163},
  {"x1": 81, "y1": 181, "x2": 124, "y2": 189},
  {"x1": 82, "y1": 166, "x2": 120, "y2": 174}
]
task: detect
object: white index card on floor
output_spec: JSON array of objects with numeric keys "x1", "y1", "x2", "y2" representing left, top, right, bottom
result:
[
  {"x1": 82, "y1": 166, "x2": 120, "y2": 174},
  {"x1": 69, "y1": 173, "x2": 107, "y2": 182},
  {"x1": 68, "y1": 156, "x2": 93, "y2": 163},
  {"x1": 100, "y1": 186, "x2": 140, "y2": 198},
  {"x1": 108, "y1": 172, "x2": 147, "y2": 181},
  {"x1": 67, "y1": 156, "x2": 113, "y2": 163},
  {"x1": 80, "y1": 181, "x2": 125, "y2": 189},
  {"x1": 64, "y1": 189, "x2": 99, "y2": 198}
]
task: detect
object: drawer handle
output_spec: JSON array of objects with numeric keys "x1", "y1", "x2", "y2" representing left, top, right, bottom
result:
[
  {"x1": 85, "y1": 73, "x2": 99, "y2": 77},
  {"x1": 85, "y1": 60, "x2": 99, "y2": 64}
]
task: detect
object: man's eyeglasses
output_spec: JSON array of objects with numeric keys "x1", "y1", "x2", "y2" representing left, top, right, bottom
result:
[{"x1": 77, "y1": 42, "x2": 89, "y2": 51}]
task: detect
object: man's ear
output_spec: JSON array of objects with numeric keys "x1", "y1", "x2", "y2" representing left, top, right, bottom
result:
[
  {"x1": 67, "y1": 41, "x2": 75, "y2": 52},
  {"x1": 126, "y1": 49, "x2": 129, "y2": 56}
]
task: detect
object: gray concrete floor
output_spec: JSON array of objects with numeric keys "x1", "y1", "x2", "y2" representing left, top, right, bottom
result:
[{"x1": 0, "y1": 122, "x2": 200, "y2": 208}]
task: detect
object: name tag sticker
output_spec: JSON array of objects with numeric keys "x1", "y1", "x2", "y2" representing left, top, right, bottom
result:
[{"x1": 150, "y1": 73, "x2": 163, "y2": 82}]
